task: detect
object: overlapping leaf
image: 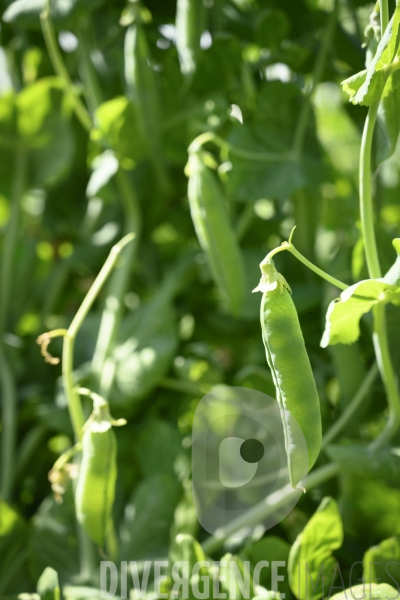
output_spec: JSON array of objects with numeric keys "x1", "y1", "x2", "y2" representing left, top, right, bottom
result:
[
  {"x1": 342, "y1": 6, "x2": 400, "y2": 107},
  {"x1": 321, "y1": 279, "x2": 400, "y2": 347}
]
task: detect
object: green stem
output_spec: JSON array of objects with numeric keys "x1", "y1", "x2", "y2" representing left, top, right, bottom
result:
[
  {"x1": 360, "y1": 101, "x2": 381, "y2": 279},
  {"x1": 189, "y1": 132, "x2": 294, "y2": 163},
  {"x1": 0, "y1": 150, "x2": 26, "y2": 502},
  {"x1": 63, "y1": 233, "x2": 134, "y2": 442},
  {"x1": 0, "y1": 151, "x2": 27, "y2": 332},
  {"x1": 370, "y1": 304, "x2": 400, "y2": 448},
  {"x1": 380, "y1": 0, "x2": 389, "y2": 35},
  {"x1": 359, "y1": 67, "x2": 400, "y2": 445},
  {"x1": 201, "y1": 463, "x2": 339, "y2": 554},
  {"x1": 40, "y1": 4, "x2": 92, "y2": 133},
  {"x1": 0, "y1": 348, "x2": 17, "y2": 501},
  {"x1": 292, "y1": 0, "x2": 338, "y2": 157},
  {"x1": 267, "y1": 241, "x2": 348, "y2": 291},
  {"x1": 322, "y1": 362, "x2": 378, "y2": 448},
  {"x1": 76, "y1": 17, "x2": 103, "y2": 116}
]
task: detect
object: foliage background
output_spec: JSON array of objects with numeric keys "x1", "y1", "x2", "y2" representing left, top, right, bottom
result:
[{"x1": 1, "y1": 0, "x2": 400, "y2": 598}]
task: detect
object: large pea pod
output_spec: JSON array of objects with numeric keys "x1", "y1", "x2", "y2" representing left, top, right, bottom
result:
[
  {"x1": 186, "y1": 150, "x2": 246, "y2": 317},
  {"x1": 253, "y1": 257, "x2": 322, "y2": 489},
  {"x1": 176, "y1": 0, "x2": 205, "y2": 78},
  {"x1": 75, "y1": 401, "x2": 117, "y2": 547}
]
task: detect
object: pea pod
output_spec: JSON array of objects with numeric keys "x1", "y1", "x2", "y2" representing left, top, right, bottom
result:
[
  {"x1": 176, "y1": 0, "x2": 205, "y2": 78},
  {"x1": 124, "y1": 14, "x2": 169, "y2": 193},
  {"x1": 75, "y1": 397, "x2": 118, "y2": 547},
  {"x1": 253, "y1": 257, "x2": 322, "y2": 489},
  {"x1": 186, "y1": 150, "x2": 246, "y2": 316}
]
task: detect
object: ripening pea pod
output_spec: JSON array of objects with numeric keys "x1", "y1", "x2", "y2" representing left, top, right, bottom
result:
[
  {"x1": 124, "y1": 14, "x2": 169, "y2": 193},
  {"x1": 176, "y1": 0, "x2": 206, "y2": 79},
  {"x1": 253, "y1": 257, "x2": 322, "y2": 489},
  {"x1": 75, "y1": 390, "x2": 125, "y2": 548},
  {"x1": 186, "y1": 150, "x2": 247, "y2": 317}
]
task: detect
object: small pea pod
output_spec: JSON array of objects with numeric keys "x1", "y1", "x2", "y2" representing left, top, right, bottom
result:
[
  {"x1": 75, "y1": 392, "x2": 124, "y2": 547},
  {"x1": 186, "y1": 150, "x2": 246, "y2": 317},
  {"x1": 253, "y1": 257, "x2": 322, "y2": 489},
  {"x1": 176, "y1": 0, "x2": 205, "y2": 79}
]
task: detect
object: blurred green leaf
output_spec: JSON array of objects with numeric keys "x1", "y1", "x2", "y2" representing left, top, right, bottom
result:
[
  {"x1": 330, "y1": 584, "x2": 398, "y2": 600},
  {"x1": 36, "y1": 567, "x2": 60, "y2": 600},
  {"x1": 120, "y1": 474, "x2": 181, "y2": 560},
  {"x1": 288, "y1": 497, "x2": 343, "y2": 600},
  {"x1": 28, "y1": 495, "x2": 79, "y2": 584},
  {"x1": 326, "y1": 444, "x2": 400, "y2": 481},
  {"x1": 93, "y1": 97, "x2": 146, "y2": 167},
  {"x1": 363, "y1": 537, "x2": 400, "y2": 587}
]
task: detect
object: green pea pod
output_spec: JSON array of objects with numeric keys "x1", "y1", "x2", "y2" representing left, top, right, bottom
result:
[
  {"x1": 176, "y1": 0, "x2": 205, "y2": 78},
  {"x1": 75, "y1": 401, "x2": 117, "y2": 547},
  {"x1": 253, "y1": 257, "x2": 322, "y2": 489},
  {"x1": 187, "y1": 150, "x2": 246, "y2": 317},
  {"x1": 124, "y1": 15, "x2": 169, "y2": 192}
]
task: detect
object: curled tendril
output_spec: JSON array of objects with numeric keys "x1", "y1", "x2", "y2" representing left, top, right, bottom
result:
[{"x1": 36, "y1": 329, "x2": 67, "y2": 365}]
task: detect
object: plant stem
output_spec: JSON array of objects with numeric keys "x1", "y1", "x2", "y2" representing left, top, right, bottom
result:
[
  {"x1": 63, "y1": 234, "x2": 134, "y2": 442},
  {"x1": 358, "y1": 51, "x2": 400, "y2": 444},
  {"x1": 201, "y1": 463, "x2": 339, "y2": 554},
  {"x1": 267, "y1": 241, "x2": 348, "y2": 291},
  {"x1": 0, "y1": 150, "x2": 26, "y2": 502},
  {"x1": 0, "y1": 348, "x2": 17, "y2": 501},
  {"x1": 360, "y1": 101, "x2": 381, "y2": 279},
  {"x1": 380, "y1": 0, "x2": 389, "y2": 35},
  {"x1": 292, "y1": 0, "x2": 338, "y2": 157},
  {"x1": 370, "y1": 304, "x2": 400, "y2": 447},
  {"x1": 40, "y1": 4, "x2": 92, "y2": 133},
  {"x1": 322, "y1": 362, "x2": 378, "y2": 448},
  {"x1": 188, "y1": 131, "x2": 294, "y2": 163},
  {"x1": 0, "y1": 151, "x2": 27, "y2": 332}
]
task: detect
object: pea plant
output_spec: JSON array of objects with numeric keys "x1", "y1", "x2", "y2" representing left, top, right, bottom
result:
[{"x1": 1, "y1": 0, "x2": 400, "y2": 598}]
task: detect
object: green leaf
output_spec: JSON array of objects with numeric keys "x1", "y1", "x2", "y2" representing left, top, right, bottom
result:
[
  {"x1": 288, "y1": 497, "x2": 343, "y2": 600},
  {"x1": 169, "y1": 533, "x2": 207, "y2": 577},
  {"x1": 376, "y1": 71, "x2": 400, "y2": 163},
  {"x1": 340, "y1": 478, "x2": 400, "y2": 540},
  {"x1": 0, "y1": 498, "x2": 29, "y2": 597},
  {"x1": 111, "y1": 307, "x2": 179, "y2": 415},
  {"x1": 341, "y1": 6, "x2": 400, "y2": 106},
  {"x1": 86, "y1": 150, "x2": 119, "y2": 199},
  {"x1": 363, "y1": 537, "x2": 400, "y2": 588},
  {"x1": 321, "y1": 279, "x2": 400, "y2": 347},
  {"x1": 63, "y1": 587, "x2": 121, "y2": 600},
  {"x1": 383, "y1": 239, "x2": 400, "y2": 285},
  {"x1": 227, "y1": 82, "x2": 323, "y2": 202},
  {"x1": 36, "y1": 568, "x2": 61, "y2": 600},
  {"x1": 330, "y1": 584, "x2": 399, "y2": 600},
  {"x1": 220, "y1": 554, "x2": 255, "y2": 600},
  {"x1": 244, "y1": 536, "x2": 290, "y2": 599},
  {"x1": 28, "y1": 495, "x2": 79, "y2": 584},
  {"x1": 17, "y1": 77, "x2": 74, "y2": 186},
  {"x1": 93, "y1": 96, "x2": 146, "y2": 167},
  {"x1": 326, "y1": 444, "x2": 400, "y2": 482},
  {"x1": 120, "y1": 474, "x2": 182, "y2": 560},
  {"x1": 134, "y1": 418, "x2": 185, "y2": 479}
]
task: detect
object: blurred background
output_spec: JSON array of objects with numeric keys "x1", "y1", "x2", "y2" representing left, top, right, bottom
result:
[{"x1": 1, "y1": 0, "x2": 400, "y2": 597}]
